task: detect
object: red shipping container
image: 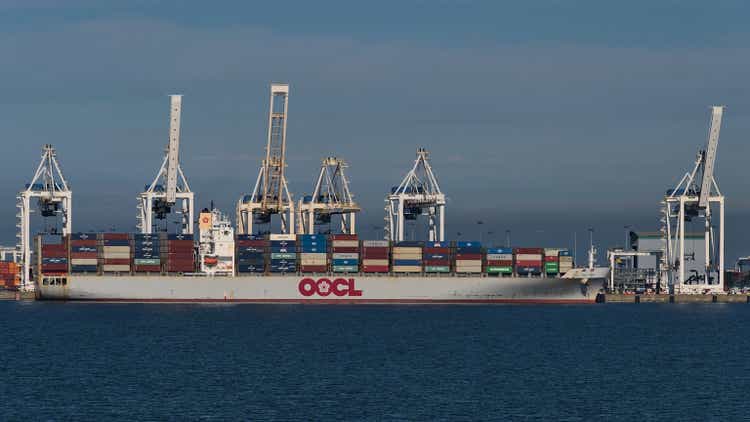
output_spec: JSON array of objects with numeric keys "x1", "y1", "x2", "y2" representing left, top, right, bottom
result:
[
  {"x1": 42, "y1": 245, "x2": 67, "y2": 255},
  {"x1": 515, "y1": 260, "x2": 543, "y2": 266},
  {"x1": 486, "y1": 260, "x2": 513, "y2": 266},
  {"x1": 236, "y1": 240, "x2": 269, "y2": 247},
  {"x1": 300, "y1": 265, "x2": 327, "y2": 272},
  {"x1": 102, "y1": 233, "x2": 129, "y2": 240},
  {"x1": 332, "y1": 247, "x2": 358, "y2": 253},
  {"x1": 455, "y1": 253, "x2": 481, "y2": 259},
  {"x1": 71, "y1": 252, "x2": 98, "y2": 259},
  {"x1": 544, "y1": 256, "x2": 559, "y2": 262},
  {"x1": 362, "y1": 251, "x2": 389, "y2": 259},
  {"x1": 424, "y1": 247, "x2": 450, "y2": 254},
  {"x1": 134, "y1": 265, "x2": 161, "y2": 272},
  {"x1": 514, "y1": 247, "x2": 544, "y2": 254},
  {"x1": 362, "y1": 265, "x2": 389, "y2": 273},
  {"x1": 71, "y1": 239, "x2": 97, "y2": 246},
  {"x1": 42, "y1": 264, "x2": 68, "y2": 272},
  {"x1": 167, "y1": 265, "x2": 194, "y2": 271},
  {"x1": 103, "y1": 258, "x2": 130, "y2": 265},
  {"x1": 331, "y1": 234, "x2": 358, "y2": 240},
  {"x1": 424, "y1": 259, "x2": 450, "y2": 266}
]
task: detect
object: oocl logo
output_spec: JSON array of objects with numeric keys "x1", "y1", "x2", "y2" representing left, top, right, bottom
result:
[{"x1": 298, "y1": 278, "x2": 363, "y2": 297}]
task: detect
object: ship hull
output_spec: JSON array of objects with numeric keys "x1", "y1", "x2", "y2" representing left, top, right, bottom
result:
[{"x1": 38, "y1": 274, "x2": 603, "y2": 304}]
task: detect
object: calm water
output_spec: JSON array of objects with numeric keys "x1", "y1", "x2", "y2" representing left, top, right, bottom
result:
[{"x1": 1, "y1": 302, "x2": 748, "y2": 421}]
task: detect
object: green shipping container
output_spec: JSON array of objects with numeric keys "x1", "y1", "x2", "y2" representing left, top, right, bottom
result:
[
  {"x1": 332, "y1": 265, "x2": 359, "y2": 272},
  {"x1": 134, "y1": 258, "x2": 160, "y2": 265},
  {"x1": 424, "y1": 266, "x2": 450, "y2": 273},
  {"x1": 487, "y1": 266, "x2": 513, "y2": 274},
  {"x1": 271, "y1": 253, "x2": 296, "y2": 260}
]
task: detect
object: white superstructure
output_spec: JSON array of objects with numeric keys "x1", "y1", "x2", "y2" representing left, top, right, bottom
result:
[{"x1": 198, "y1": 208, "x2": 235, "y2": 275}]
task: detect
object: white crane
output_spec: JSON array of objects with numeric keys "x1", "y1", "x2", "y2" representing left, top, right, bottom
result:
[
  {"x1": 662, "y1": 106, "x2": 725, "y2": 293},
  {"x1": 16, "y1": 145, "x2": 72, "y2": 291},
  {"x1": 385, "y1": 148, "x2": 446, "y2": 242},
  {"x1": 236, "y1": 83, "x2": 295, "y2": 235},
  {"x1": 137, "y1": 95, "x2": 194, "y2": 234},
  {"x1": 297, "y1": 157, "x2": 359, "y2": 234}
]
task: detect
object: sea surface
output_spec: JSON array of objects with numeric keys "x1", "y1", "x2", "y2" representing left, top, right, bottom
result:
[{"x1": 1, "y1": 302, "x2": 748, "y2": 421}]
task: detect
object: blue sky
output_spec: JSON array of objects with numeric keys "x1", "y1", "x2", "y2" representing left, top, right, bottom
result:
[{"x1": 1, "y1": 1, "x2": 750, "y2": 262}]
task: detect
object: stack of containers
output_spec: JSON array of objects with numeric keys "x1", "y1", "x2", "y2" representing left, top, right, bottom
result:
[
  {"x1": 514, "y1": 247, "x2": 543, "y2": 276},
  {"x1": 455, "y1": 241, "x2": 483, "y2": 274},
  {"x1": 424, "y1": 242, "x2": 451, "y2": 273},
  {"x1": 101, "y1": 233, "x2": 131, "y2": 273},
  {"x1": 486, "y1": 247, "x2": 514, "y2": 275},
  {"x1": 298, "y1": 234, "x2": 327, "y2": 273},
  {"x1": 269, "y1": 234, "x2": 296, "y2": 273},
  {"x1": 331, "y1": 234, "x2": 359, "y2": 273},
  {"x1": 392, "y1": 241, "x2": 423, "y2": 273},
  {"x1": 165, "y1": 233, "x2": 195, "y2": 273},
  {"x1": 361, "y1": 240, "x2": 390, "y2": 273},
  {"x1": 133, "y1": 233, "x2": 161, "y2": 273},
  {"x1": 543, "y1": 248, "x2": 560, "y2": 276},
  {"x1": 236, "y1": 234, "x2": 267, "y2": 274},
  {"x1": 70, "y1": 233, "x2": 98, "y2": 273},
  {"x1": 0, "y1": 261, "x2": 20, "y2": 289},
  {"x1": 39, "y1": 234, "x2": 69, "y2": 275},
  {"x1": 559, "y1": 250, "x2": 573, "y2": 275}
]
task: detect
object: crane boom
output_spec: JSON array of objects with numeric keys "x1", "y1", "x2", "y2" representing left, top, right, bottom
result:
[
  {"x1": 166, "y1": 94, "x2": 182, "y2": 204},
  {"x1": 699, "y1": 105, "x2": 723, "y2": 208}
]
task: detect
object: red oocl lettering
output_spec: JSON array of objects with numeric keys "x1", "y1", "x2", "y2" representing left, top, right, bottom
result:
[
  {"x1": 297, "y1": 278, "x2": 363, "y2": 297},
  {"x1": 298, "y1": 278, "x2": 316, "y2": 297}
]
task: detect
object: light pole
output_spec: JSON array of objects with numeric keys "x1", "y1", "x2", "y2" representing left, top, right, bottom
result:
[
  {"x1": 477, "y1": 221, "x2": 484, "y2": 243},
  {"x1": 505, "y1": 230, "x2": 511, "y2": 249}
]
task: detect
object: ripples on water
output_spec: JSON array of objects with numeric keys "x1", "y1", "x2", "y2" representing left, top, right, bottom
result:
[{"x1": 1, "y1": 303, "x2": 748, "y2": 421}]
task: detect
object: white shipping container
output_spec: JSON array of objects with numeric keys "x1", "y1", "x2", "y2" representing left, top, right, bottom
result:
[
  {"x1": 332, "y1": 240, "x2": 358, "y2": 248},
  {"x1": 392, "y1": 247, "x2": 421, "y2": 254},
  {"x1": 332, "y1": 253, "x2": 359, "y2": 260},
  {"x1": 102, "y1": 264, "x2": 130, "y2": 272},
  {"x1": 486, "y1": 253, "x2": 513, "y2": 261},
  {"x1": 301, "y1": 258, "x2": 327, "y2": 265},
  {"x1": 71, "y1": 258, "x2": 97, "y2": 266},
  {"x1": 544, "y1": 248, "x2": 562, "y2": 256},
  {"x1": 103, "y1": 246, "x2": 130, "y2": 254},
  {"x1": 455, "y1": 260, "x2": 482, "y2": 266},
  {"x1": 516, "y1": 253, "x2": 543, "y2": 261},
  {"x1": 392, "y1": 265, "x2": 422, "y2": 272},
  {"x1": 102, "y1": 252, "x2": 130, "y2": 259},
  {"x1": 362, "y1": 259, "x2": 388, "y2": 266},
  {"x1": 269, "y1": 234, "x2": 296, "y2": 241},
  {"x1": 559, "y1": 256, "x2": 574, "y2": 263},
  {"x1": 362, "y1": 240, "x2": 390, "y2": 247}
]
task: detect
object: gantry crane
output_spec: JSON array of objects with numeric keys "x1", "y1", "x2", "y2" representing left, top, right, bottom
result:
[
  {"x1": 297, "y1": 157, "x2": 359, "y2": 234},
  {"x1": 385, "y1": 148, "x2": 446, "y2": 242},
  {"x1": 17, "y1": 145, "x2": 72, "y2": 290},
  {"x1": 137, "y1": 95, "x2": 194, "y2": 234},
  {"x1": 236, "y1": 83, "x2": 295, "y2": 235},
  {"x1": 662, "y1": 106, "x2": 725, "y2": 293}
]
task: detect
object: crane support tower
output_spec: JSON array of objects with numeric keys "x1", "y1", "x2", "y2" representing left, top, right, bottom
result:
[
  {"x1": 17, "y1": 145, "x2": 72, "y2": 291},
  {"x1": 385, "y1": 148, "x2": 446, "y2": 242},
  {"x1": 237, "y1": 83, "x2": 295, "y2": 235},
  {"x1": 662, "y1": 106, "x2": 725, "y2": 293},
  {"x1": 297, "y1": 157, "x2": 360, "y2": 234},
  {"x1": 137, "y1": 95, "x2": 194, "y2": 234}
]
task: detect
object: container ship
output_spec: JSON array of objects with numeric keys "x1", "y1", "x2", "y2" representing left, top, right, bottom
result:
[{"x1": 35, "y1": 209, "x2": 607, "y2": 304}]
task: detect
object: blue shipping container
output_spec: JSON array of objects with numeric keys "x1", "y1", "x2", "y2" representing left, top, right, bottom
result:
[
  {"x1": 456, "y1": 241, "x2": 482, "y2": 248},
  {"x1": 236, "y1": 234, "x2": 267, "y2": 241},
  {"x1": 394, "y1": 241, "x2": 424, "y2": 247},
  {"x1": 42, "y1": 257, "x2": 68, "y2": 264},
  {"x1": 41, "y1": 234, "x2": 64, "y2": 245},
  {"x1": 71, "y1": 233, "x2": 97, "y2": 241},
  {"x1": 167, "y1": 233, "x2": 194, "y2": 241},
  {"x1": 393, "y1": 259, "x2": 421, "y2": 266},
  {"x1": 486, "y1": 248, "x2": 513, "y2": 255},
  {"x1": 332, "y1": 259, "x2": 358, "y2": 266},
  {"x1": 269, "y1": 246, "x2": 295, "y2": 253},
  {"x1": 71, "y1": 265, "x2": 98, "y2": 272},
  {"x1": 103, "y1": 239, "x2": 130, "y2": 246},
  {"x1": 71, "y1": 246, "x2": 97, "y2": 253}
]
